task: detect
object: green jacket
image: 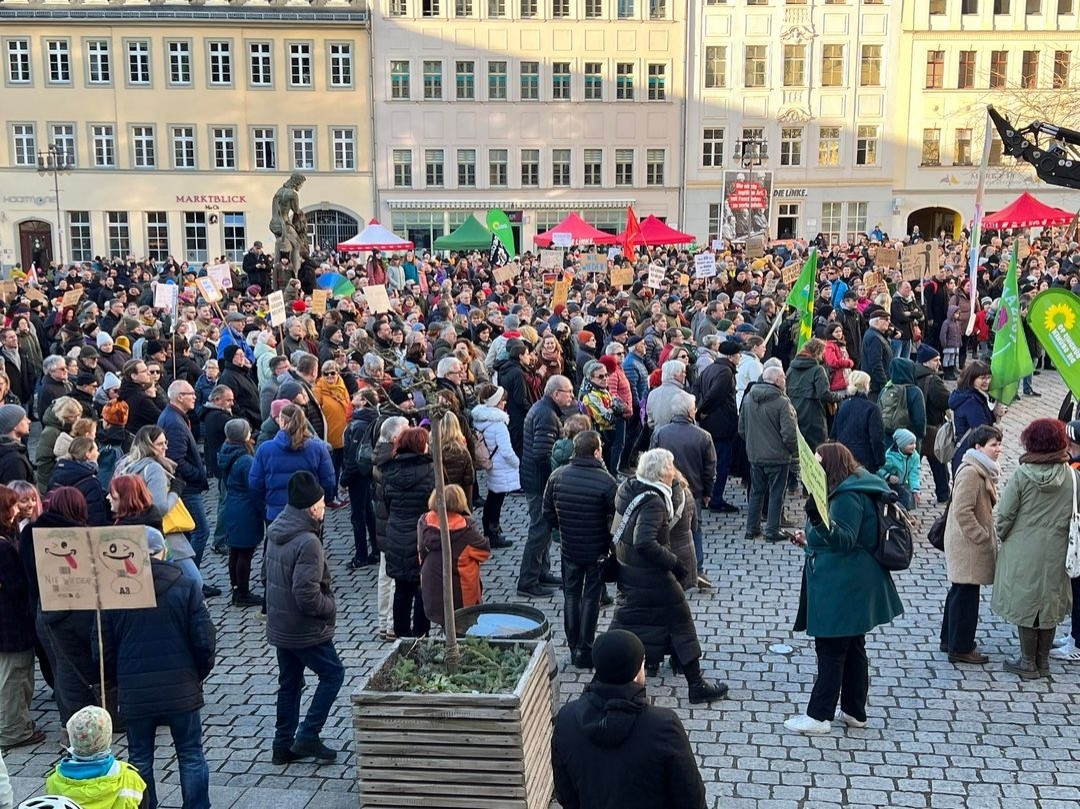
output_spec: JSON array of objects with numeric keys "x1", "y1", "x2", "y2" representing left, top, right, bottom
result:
[
  {"x1": 795, "y1": 469, "x2": 904, "y2": 638},
  {"x1": 992, "y1": 462, "x2": 1075, "y2": 628},
  {"x1": 46, "y1": 760, "x2": 145, "y2": 808}
]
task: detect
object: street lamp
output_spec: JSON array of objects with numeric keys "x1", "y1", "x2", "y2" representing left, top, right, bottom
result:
[
  {"x1": 733, "y1": 135, "x2": 769, "y2": 168},
  {"x1": 36, "y1": 143, "x2": 75, "y2": 267}
]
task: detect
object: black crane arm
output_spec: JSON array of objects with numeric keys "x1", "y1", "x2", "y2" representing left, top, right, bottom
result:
[{"x1": 987, "y1": 105, "x2": 1080, "y2": 190}]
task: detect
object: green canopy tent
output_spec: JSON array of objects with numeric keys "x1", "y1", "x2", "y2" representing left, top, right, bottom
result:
[{"x1": 433, "y1": 215, "x2": 495, "y2": 251}]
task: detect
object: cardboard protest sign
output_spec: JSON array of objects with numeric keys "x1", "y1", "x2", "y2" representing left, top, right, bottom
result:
[
  {"x1": 61, "y1": 288, "x2": 83, "y2": 308},
  {"x1": 206, "y1": 263, "x2": 232, "y2": 290},
  {"x1": 678, "y1": 273, "x2": 690, "y2": 286},
  {"x1": 647, "y1": 265, "x2": 665, "y2": 289},
  {"x1": 693, "y1": 253, "x2": 717, "y2": 279},
  {"x1": 610, "y1": 266, "x2": 634, "y2": 287},
  {"x1": 267, "y1": 290, "x2": 287, "y2": 327},
  {"x1": 864, "y1": 271, "x2": 884, "y2": 290},
  {"x1": 493, "y1": 262, "x2": 520, "y2": 284},
  {"x1": 0, "y1": 280, "x2": 16, "y2": 303},
  {"x1": 579, "y1": 253, "x2": 607, "y2": 274},
  {"x1": 539, "y1": 250, "x2": 563, "y2": 270},
  {"x1": 551, "y1": 232, "x2": 573, "y2": 248},
  {"x1": 763, "y1": 276, "x2": 779, "y2": 296},
  {"x1": 364, "y1": 283, "x2": 392, "y2": 314},
  {"x1": 35, "y1": 526, "x2": 156, "y2": 611},
  {"x1": 796, "y1": 430, "x2": 830, "y2": 528},
  {"x1": 901, "y1": 242, "x2": 932, "y2": 281},
  {"x1": 876, "y1": 247, "x2": 900, "y2": 269},
  {"x1": 310, "y1": 289, "x2": 329, "y2": 315},
  {"x1": 607, "y1": 247, "x2": 622, "y2": 261},
  {"x1": 552, "y1": 280, "x2": 570, "y2": 308},
  {"x1": 1017, "y1": 236, "x2": 1030, "y2": 260},
  {"x1": 194, "y1": 276, "x2": 222, "y2": 303},
  {"x1": 24, "y1": 287, "x2": 47, "y2": 304},
  {"x1": 747, "y1": 235, "x2": 766, "y2": 258},
  {"x1": 781, "y1": 262, "x2": 802, "y2": 287}
]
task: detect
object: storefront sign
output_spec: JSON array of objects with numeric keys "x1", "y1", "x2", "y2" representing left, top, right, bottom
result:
[
  {"x1": 2, "y1": 195, "x2": 57, "y2": 206},
  {"x1": 772, "y1": 188, "x2": 808, "y2": 199},
  {"x1": 175, "y1": 194, "x2": 247, "y2": 204}
]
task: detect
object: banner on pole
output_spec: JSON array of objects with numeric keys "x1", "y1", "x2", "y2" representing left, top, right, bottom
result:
[{"x1": 35, "y1": 526, "x2": 157, "y2": 611}]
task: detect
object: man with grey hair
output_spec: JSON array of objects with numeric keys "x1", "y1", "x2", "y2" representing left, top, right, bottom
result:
[
  {"x1": 860, "y1": 307, "x2": 894, "y2": 400},
  {"x1": 645, "y1": 359, "x2": 688, "y2": 430},
  {"x1": 738, "y1": 364, "x2": 798, "y2": 543},
  {"x1": 432, "y1": 323, "x2": 458, "y2": 364},
  {"x1": 260, "y1": 355, "x2": 292, "y2": 420},
  {"x1": 37, "y1": 355, "x2": 72, "y2": 419},
  {"x1": 695, "y1": 334, "x2": 723, "y2": 376},
  {"x1": 202, "y1": 383, "x2": 236, "y2": 555}
]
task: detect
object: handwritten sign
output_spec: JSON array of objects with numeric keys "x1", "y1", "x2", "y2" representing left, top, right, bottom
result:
[
  {"x1": 310, "y1": 289, "x2": 329, "y2": 315},
  {"x1": 678, "y1": 273, "x2": 690, "y2": 286},
  {"x1": 901, "y1": 243, "x2": 930, "y2": 281},
  {"x1": 579, "y1": 253, "x2": 607, "y2": 274},
  {"x1": 24, "y1": 287, "x2": 47, "y2": 305},
  {"x1": 61, "y1": 288, "x2": 84, "y2": 309},
  {"x1": 364, "y1": 283, "x2": 392, "y2": 314},
  {"x1": 552, "y1": 280, "x2": 569, "y2": 308},
  {"x1": 747, "y1": 235, "x2": 766, "y2": 258},
  {"x1": 539, "y1": 250, "x2": 563, "y2": 270},
  {"x1": 610, "y1": 266, "x2": 634, "y2": 287},
  {"x1": 194, "y1": 276, "x2": 222, "y2": 303},
  {"x1": 1017, "y1": 236, "x2": 1030, "y2": 260},
  {"x1": 267, "y1": 290, "x2": 287, "y2": 327},
  {"x1": 551, "y1": 232, "x2": 573, "y2": 248},
  {"x1": 864, "y1": 271, "x2": 884, "y2": 290},
  {"x1": 153, "y1": 283, "x2": 178, "y2": 318},
  {"x1": 711, "y1": 239, "x2": 724, "y2": 251},
  {"x1": 763, "y1": 276, "x2": 779, "y2": 296},
  {"x1": 693, "y1": 253, "x2": 717, "y2": 279},
  {"x1": 781, "y1": 262, "x2": 803, "y2": 287},
  {"x1": 876, "y1": 246, "x2": 899, "y2": 269},
  {"x1": 206, "y1": 263, "x2": 232, "y2": 290},
  {"x1": 796, "y1": 430, "x2": 830, "y2": 529},
  {"x1": 493, "y1": 262, "x2": 520, "y2": 284},
  {"x1": 35, "y1": 526, "x2": 157, "y2": 612},
  {"x1": 647, "y1": 265, "x2": 665, "y2": 289}
]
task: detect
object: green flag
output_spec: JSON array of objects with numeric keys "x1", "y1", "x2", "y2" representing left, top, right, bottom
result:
[
  {"x1": 1027, "y1": 287, "x2": 1080, "y2": 400},
  {"x1": 486, "y1": 209, "x2": 516, "y2": 259},
  {"x1": 987, "y1": 242, "x2": 1033, "y2": 405},
  {"x1": 785, "y1": 248, "x2": 819, "y2": 352}
]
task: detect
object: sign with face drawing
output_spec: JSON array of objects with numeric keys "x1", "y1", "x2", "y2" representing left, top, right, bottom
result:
[{"x1": 35, "y1": 526, "x2": 157, "y2": 611}]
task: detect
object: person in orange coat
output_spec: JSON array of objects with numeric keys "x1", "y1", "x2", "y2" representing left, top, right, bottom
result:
[
  {"x1": 312, "y1": 360, "x2": 353, "y2": 487},
  {"x1": 418, "y1": 484, "x2": 491, "y2": 626}
]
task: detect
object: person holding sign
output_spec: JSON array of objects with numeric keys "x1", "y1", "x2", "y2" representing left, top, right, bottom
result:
[{"x1": 785, "y1": 442, "x2": 904, "y2": 735}]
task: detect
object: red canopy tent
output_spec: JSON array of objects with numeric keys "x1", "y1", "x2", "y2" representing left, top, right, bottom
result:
[
  {"x1": 982, "y1": 192, "x2": 1074, "y2": 229},
  {"x1": 625, "y1": 215, "x2": 695, "y2": 245},
  {"x1": 533, "y1": 212, "x2": 619, "y2": 247}
]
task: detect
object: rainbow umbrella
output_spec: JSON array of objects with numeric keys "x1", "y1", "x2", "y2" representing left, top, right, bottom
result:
[{"x1": 316, "y1": 272, "x2": 356, "y2": 298}]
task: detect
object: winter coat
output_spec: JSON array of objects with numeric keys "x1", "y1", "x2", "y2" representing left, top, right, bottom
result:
[
  {"x1": 667, "y1": 478, "x2": 697, "y2": 591},
  {"x1": 608, "y1": 477, "x2": 701, "y2": 666},
  {"x1": 118, "y1": 379, "x2": 163, "y2": 435},
  {"x1": 249, "y1": 431, "x2": 336, "y2": 522},
  {"x1": 645, "y1": 381, "x2": 686, "y2": 430},
  {"x1": 113, "y1": 456, "x2": 178, "y2": 521},
  {"x1": 580, "y1": 379, "x2": 619, "y2": 432},
  {"x1": 158, "y1": 404, "x2": 208, "y2": 492},
  {"x1": 823, "y1": 339, "x2": 854, "y2": 391},
  {"x1": 35, "y1": 404, "x2": 73, "y2": 493},
  {"x1": 884, "y1": 358, "x2": 927, "y2": 439},
  {"x1": 521, "y1": 395, "x2": 563, "y2": 495},
  {"x1": 940, "y1": 307, "x2": 963, "y2": 350},
  {"x1": 217, "y1": 442, "x2": 263, "y2": 550},
  {"x1": 786, "y1": 355, "x2": 841, "y2": 450},
  {"x1": 622, "y1": 352, "x2": 650, "y2": 404},
  {"x1": 200, "y1": 405, "x2": 232, "y2": 479},
  {"x1": 50, "y1": 459, "x2": 110, "y2": 526},
  {"x1": 913, "y1": 362, "x2": 950, "y2": 434},
  {"x1": 0, "y1": 533, "x2": 34, "y2": 652},
  {"x1": 45, "y1": 759, "x2": 146, "y2": 809},
  {"x1": 650, "y1": 416, "x2": 716, "y2": 500},
  {"x1": 494, "y1": 358, "x2": 529, "y2": 455},
  {"x1": 379, "y1": 452, "x2": 436, "y2": 581},
  {"x1": 945, "y1": 452, "x2": 999, "y2": 585},
  {"x1": 879, "y1": 445, "x2": 921, "y2": 492},
  {"x1": 738, "y1": 382, "x2": 798, "y2": 466},
  {"x1": 340, "y1": 406, "x2": 380, "y2": 486},
  {"x1": 794, "y1": 469, "x2": 904, "y2": 637},
  {"x1": 551, "y1": 681, "x2": 706, "y2": 809},
  {"x1": 949, "y1": 289, "x2": 974, "y2": 330},
  {"x1": 96, "y1": 559, "x2": 216, "y2": 720},
  {"x1": 992, "y1": 461, "x2": 1076, "y2": 628},
  {"x1": 543, "y1": 456, "x2": 618, "y2": 566},
  {"x1": 949, "y1": 387, "x2": 995, "y2": 441},
  {"x1": 418, "y1": 511, "x2": 490, "y2": 625},
  {"x1": 219, "y1": 365, "x2": 261, "y2": 429},
  {"x1": 830, "y1": 393, "x2": 885, "y2": 472},
  {"x1": 860, "y1": 327, "x2": 893, "y2": 395},
  {"x1": 836, "y1": 305, "x2": 865, "y2": 366},
  {"x1": 471, "y1": 404, "x2": 519, "y2": 493},
  {"x1": 696, "y1": 357, "x2": 739, "y2": 440},
  {"x1": 440, "y1": 442, "x2": 475, "y2": 495},
  {"x1": 0, "y1": 436, "x2": 33, "y2": 486},
  {"x1": 372, "y1": 441, "x2": 396, "y2": 548},
  {"x1": 890, "y1": 293, "x2": 925, "y2": 341},
  {"x1": 312, "y1": 376, "x2": 352, "y2": 450},
  {"x1": 265, "y1": 504, "x2": 336, "y2": 649},
  {"x1": 734, "y1": 351, "x2": 763, "y2": 411}
]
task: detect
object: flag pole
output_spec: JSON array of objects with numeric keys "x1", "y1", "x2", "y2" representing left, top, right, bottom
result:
[{"x1": 966, "y1": 109, "x2": 994, "y2": 337}]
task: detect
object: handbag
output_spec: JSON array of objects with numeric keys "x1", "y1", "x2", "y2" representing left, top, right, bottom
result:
[
  {"x1": 927, "y1": 502, "x2": 949, "y2": 552},
  {"x1": 163, "y1": 498, "x2": 196, "y2": 535},
  {"x1": 1065, "y1": 466, "x2": 1080, "y2": 578}
]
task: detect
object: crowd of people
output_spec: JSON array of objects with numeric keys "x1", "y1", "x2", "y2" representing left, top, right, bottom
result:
[{"x1": 0, "y1": 224, "x2": 1078, "y2": 807}]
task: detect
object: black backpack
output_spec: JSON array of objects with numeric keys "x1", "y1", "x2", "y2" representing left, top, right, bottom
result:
[
  {"x1": 871, "y1": 490, "x2": 915, "y2": 571},
  {"x1": 350, "y1": 415, "x2": 379, "y2": 478}
]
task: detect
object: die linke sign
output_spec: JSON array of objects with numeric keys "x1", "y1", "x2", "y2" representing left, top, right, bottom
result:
[{"x1": 175, "y1": 194, "x2": 247, "y2": 204}]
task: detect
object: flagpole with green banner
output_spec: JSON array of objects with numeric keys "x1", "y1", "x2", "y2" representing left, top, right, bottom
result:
[
  {"x1": 486, "y1": 209, "x2": 516, "y2": 259},
  {"x1": 1027, "y1": 287, "x2": 1080, "y2": 400},
  {"x1": 785, "y1": 248, "x2": 819, "y2": 352},
  {"x1": 987, "y1": 241, "x2": 1033, "y2": 405}
]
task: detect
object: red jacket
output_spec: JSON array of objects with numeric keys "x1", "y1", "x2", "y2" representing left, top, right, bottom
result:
[{"x1": 823, "y1": 339, "x2": 854, "y2": 391}]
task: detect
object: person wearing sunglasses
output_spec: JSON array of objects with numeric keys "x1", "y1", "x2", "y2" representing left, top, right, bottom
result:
[{"x1": 313, "y1": 360, "x2": 354, "y2": 495}]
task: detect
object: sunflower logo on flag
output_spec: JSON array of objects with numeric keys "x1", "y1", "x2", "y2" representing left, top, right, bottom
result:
[{"x1": 1044, "y1": 302, "x2": 1076, "y2": 333}]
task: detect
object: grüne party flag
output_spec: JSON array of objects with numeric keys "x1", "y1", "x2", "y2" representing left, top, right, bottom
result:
[
  {"x1": 786, "y1": 248, "x2": 819, "y2": 352},
  {"x1": 987, "y1": 241, "x2": 1033, "y2": 405},
  {"x1": 623, "y1": 206, "x2": 642, "y2": 262}
]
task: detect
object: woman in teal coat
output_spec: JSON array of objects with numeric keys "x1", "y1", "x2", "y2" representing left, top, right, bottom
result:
[{"x1": 786, "y1": 442, "x2": 904, "y2": 736}]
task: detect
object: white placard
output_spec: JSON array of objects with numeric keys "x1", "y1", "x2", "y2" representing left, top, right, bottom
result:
[
  {"x1": 267, "y1": 290, "x2": 287, "y2": 327},
  {"x1": 693, "y1": 253, "x2": 717, "y2": 279},
  {"x1": 153, "y1": 282, "x2": 178, "y2": 313},
  {"x1": 711, "y1": 239, "x2": 724, "y2": 251},
  {"x1": 539, "y1": 250, "x2": 563, "y2": 270},
  {"x1": 647, "y1": 265, "x2": 665, "y2": 289},
  {"x1": 552, "y1": 232, "x2": 573, "y2": 248},
  {"x1": 206, "y1": 263, "x2": 232, "y2": 290},
  {"x1": 579, "y1": 253, "x2": 607, "y2": 274},
  {"x1": 607, "y1": 247, "x2": 622, "y2": 261},
  {"x1": 194, "y1": 276, "x2": 222, "y2": 303}
]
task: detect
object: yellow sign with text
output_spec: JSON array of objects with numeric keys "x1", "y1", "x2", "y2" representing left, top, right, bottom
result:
[{"x1": 796, "y1": 429, "x2": 830, "y2": 528}]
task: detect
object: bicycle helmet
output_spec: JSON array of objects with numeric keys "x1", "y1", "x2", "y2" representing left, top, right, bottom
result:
[{"x1": 18, "y1": 797, "x2": 84, "y2": 809}]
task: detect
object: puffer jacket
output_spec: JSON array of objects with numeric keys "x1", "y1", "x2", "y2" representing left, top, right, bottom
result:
[
  {"x1": 50, "y1": 458, "x2": 110, "y2": 526},
  {"x1": 34, "y1": 404, "x2": 70, "y2": 493},
  {"x1": 379, "y1": 452, "x2": 436, "y2": 581},
  {"x1": 264, "y1": 504, "x2": 336, "y2": 649},
  {"x1": 441, "y1": 442, "x2": 475, "y2": 495},
  {"x1": 418, "y1": 511, "x2": 490, "y2": 626},
  {"x1": 217, "y1": 442, "x2": 263, "y2": 550},
  {"x1": 667, "y1": 478, "x2": 697, "y2": 591},
  {"x1": 471, "y1": 404, "x2": 519, "y2": 493},
  {"x1": 372, "y1": 441, "x2": 396, "y2": 549},
  {"x1": 830, "y1": 393, "x2": 885, "y2": 472},
  {"x1": 543, "y1": 456, "x2": 618, "y2": 565},
  {"x1": 249, "y1": 430, "x2": 336, "y2": 521},
  {"x1": 521, "y1": 395, "x2": 562, "y2": 495}
]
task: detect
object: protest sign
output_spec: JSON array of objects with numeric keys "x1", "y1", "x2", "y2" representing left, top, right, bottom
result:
[
  {"x1": 796, "y1": 430, "x2": 830, "y2": 528},
  {"x1": 781, "y1": 262, "x2": 802, "y2": 287},
  {"x1": 607, "y1": 247, "x2": 622, "y2": 261},
  {"x1": 647, "y1": 265, "x2": 665, "y2": 289},
  {"x1": 901, "y1": 242, "x2": 931, "y2": 281},
  {"x1": 579, "y1": 253, "x2": 607, "y2": 274},
  {"x1": 493, "y1": 262, "x2": 520, "y2": 284},
  {"x1": 61, "y1": 288, "x2": 83, "y2": 308},
  {"x1": 678, "y1": 273, "x2": 690, "y2": 286},
  {"x1": 539, "y1": 249, "x2": 563, "y2": 270},
  {"x1": 1017, "y1": 237, "x2": 1030, "y2": 260},
  {"x1": 864, "y1": 271, "x2": 884, "y2": 290},
  {"x1": 153, "y1": 283, "x2": 179, "y2": 321},
  {"x1": 551, "y1": 232, "x2": 573, "y2": 248},
  {"x1": 711, "y1": 239, "x2": 724, "y2": 251},
  {"x1": 24, "y1": 287, "x2": 47, "y2": 304},
  {"x1": 0, "y1": 280, "x2": 16, "y2": 303},
  {"x1": 552, "y1": 280, "x2": 569, "y2": 308},
  {"x1": 747, "y1": 235, "x2": 766, "y2": 258},
  {"x1": 195, "y1": 276, "x2": 222, "y2": 303},
  {"x1": 364, "y1": 283, "x2": 392, "y2": 314},
  {"x1": 267, "y1": 290, "x2": 287, "y2": 326},
  {"x1": 763, "y1": 276, "x2": 779, "y2": 296},
  {"x1": 876, "y1": 247, "x2": 899, "y2": 269},
  {"x1": 35, "y1": 526, "x2": 157, "y2": 612},
  {"x1": 206, "y1": 262, "x2": 232, "y2": 290},
  {"x1": 310, "y1": 289, "x2": 329, "y2": 315},
  {"x1": 610, "y1": 266, "x2": 634, "y2": 287},
  {"x1": 693, "y1": 253, "x2": 717, "y2": 279}
]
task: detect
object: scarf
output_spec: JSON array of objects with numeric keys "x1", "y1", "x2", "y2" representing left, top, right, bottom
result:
[
  {"x1": 1019, "y1": 449, "x2": 1070, "y2": 465},
  {"x1": 963, "y1": 447, "x2": 1001, "y2": 481},
  {"x1": 641, "y1": 479, "x2": 674, "y2": 521}
]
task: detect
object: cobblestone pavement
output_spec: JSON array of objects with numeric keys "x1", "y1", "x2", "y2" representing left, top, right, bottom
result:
[{"x1": 6, "y1": 370, "x2": 1080, "y2": 808}]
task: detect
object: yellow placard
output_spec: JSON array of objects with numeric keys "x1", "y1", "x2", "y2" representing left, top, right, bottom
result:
[
  {"x1": 796, "y1": 429, "x2": 830, "y2": 528},
  {"x1": 552, "y1": 280, "x2": 569, "y2": 308},
  {"x1": 610, "y1": 266, "x2": 634, "y2": 287},
  {"x1": 311, "y1": 289, "x2": 329, "y2": 315}
]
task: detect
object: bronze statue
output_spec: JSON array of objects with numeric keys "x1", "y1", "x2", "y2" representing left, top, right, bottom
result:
[{"x1": 269, "y1": 172, "x2": 310, "y2": 274}]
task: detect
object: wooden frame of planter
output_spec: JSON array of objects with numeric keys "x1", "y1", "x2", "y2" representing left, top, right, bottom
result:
[{"x1": 352, "y1": 637, "x2": 556, "y2": 808}]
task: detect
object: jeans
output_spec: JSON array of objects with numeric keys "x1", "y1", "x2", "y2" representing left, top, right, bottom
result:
[
  {"x1": 274, "y1": 641, "x2": 345, "y2": 753},
  {"x1": 175, "y1": 557, "x2": 204, "y2": 588},
  {"x1": 0, "y1": 650, "x2": 34, "y2": 746},
  {"x1": 347, "y1": 476, "x2": 376, "y2": 561},
  {"x1": 1022, "y1": 374, "x2": 1035, "y2": 394},
  {"x1": 517, "y1": 490, "x2": 552, "y2": 589},
  {"x1": 392, "y1": 578, "x2": 430, "y2": 637},
  {"x1": 712, "y1": 438, "x2": 734, "y2": 505},
  {"x1": 127, "y1": 710, "x2": 209, "y2": 809},
  {"x1": 940, "y1": 583, "x2": 981, "y2": 653},
  {"x1": 1071, "y1": 577, "x2": 1080, "y2": 644},
  {"x1": 805, "y1": 634, "x2": 869, "y2": 723},
  {"x1": 891, "y1": 338, "x2": 912, "y2": 360},
  {"x1": 182, "y1": 491, "x2": 210, "y2": 567},
  {"x1": 562, "y1": 559, "x2": 603, "y2": 656},
  {"x1": 607, "y1": 420, "x2": 626, "y2": 476},
  {"x1": 746, "y1": 463, "x2": 789, "y2": 539},
  {"x1": 926, "y1": 452, "x2": 951, "y2": 502}
]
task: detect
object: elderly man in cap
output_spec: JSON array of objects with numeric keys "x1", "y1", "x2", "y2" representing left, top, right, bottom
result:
[
  {"x1": 860, "y1": 307, "x2": 894, "y2": 401},
  {"x1": 217, "y1": 310, "x2": 255, "y2": 364},
  {"x1": 243, "y1": 240, "x2": 270, "y2": 292},
  {"x1": 551, "y1": 629, "x2": 706, "y2": 809}
]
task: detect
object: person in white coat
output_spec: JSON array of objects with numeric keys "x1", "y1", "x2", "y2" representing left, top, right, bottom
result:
[
  {"x1": 471, "y1": 383, "x2": 519, "y2": 550},
  {"x1": 735, "y1": 336, "x2": 766, "y2": 412}
]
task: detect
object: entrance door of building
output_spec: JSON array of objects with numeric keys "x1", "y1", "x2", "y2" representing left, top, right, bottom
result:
[
  {"x1": 18, "y1": 220, "x2": 52, "y2": 269},
  {"x1": 776, "y1": 203, "x2": 800, "y2": 240},
  {"x1": 306, "y1": 209, "x2": 361, "y2": 254}
]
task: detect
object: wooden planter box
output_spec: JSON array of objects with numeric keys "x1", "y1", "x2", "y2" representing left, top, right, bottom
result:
[{"x1": 352, "y1": 638, "x2": 556, "y2": 809}]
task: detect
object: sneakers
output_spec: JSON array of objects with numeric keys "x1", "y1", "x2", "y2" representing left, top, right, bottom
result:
[
  {"x1": 289, "y1": 737, "x2": 338, "y2": 764},
  {"x1": 835, "y1": 710, "x2": 867, "y2": 729},
  {"x1": 1050, "y1": 637, "x2": 1080, "y2": 661},
  {"x1": 784, "y1": 714, "x2": 832, "y2": 735}
]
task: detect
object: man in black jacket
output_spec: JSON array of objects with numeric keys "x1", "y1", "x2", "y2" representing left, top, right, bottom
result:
[
  {"x1": 201, "y1": 384, "x2": 235, "y2": 555},
  {"x1": 219, "y1": 344, "x2": 262, "y2": 429},
  {"x1": 543, "y1": 431, "x2": 617, "y2": 669},
  {"x1": 695, "y1": 341, "x2": 741, "y2": 514},
  {"x1": 243, "y1": 240, "x2": 270, "y2": 292},
  {"x1": 859, "y1": 308, "x2": 894, "y2": 401},
  {"x1": 0, "y1": 328, "x2": 33, "y2": 408},
  {"x1": 495, "y1": 338, "x2": 531, "y2": 458},
  {"x1": 551, "y1": 629, "x2": 706, "y2": 809},
  {"x1": 914, "y1": 344, "x2": 952, "y2": 503},
  {"x1": 0, "y1": 404, "x2": 32, "y2": 485}
]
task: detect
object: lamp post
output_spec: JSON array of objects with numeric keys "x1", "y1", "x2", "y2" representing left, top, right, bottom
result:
[
  {"x1": 36, "y1": 142, "x2": 74, "y2": 268},
  {"x1": 733, "y1": 135, "x2": 769, "y2": 169}
]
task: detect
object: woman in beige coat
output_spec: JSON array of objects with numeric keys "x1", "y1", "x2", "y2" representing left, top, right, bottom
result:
[{"x1": 940, "y1": 424, "x2": 1002, "y2": 664}]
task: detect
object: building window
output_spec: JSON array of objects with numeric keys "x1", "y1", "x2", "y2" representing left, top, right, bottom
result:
[
  {"x1": 615, "y1": 148, "x2": 634, "y2": 185},
  {"x1": 647, "y1": 63, "x2": 666, "y2": 99},
  {"x1": 46, "y1": 40, "x2": 71, "y2": 84},
  {"x1": 921, "y1": 128, "x2": 941, "y2": 165},
  {"x1": 955, "y1": 128, "x2": 973, "y2": 165},
  {"x1": 584, "y1": 149, "x2": 602, "y2": 186},
  {"x1": 456, "y1": 60, "x2": 475, "y2": 99},
  {"x1": 107, "y1": 212, "x2": 130, "y2": 258},
  {"x1": 184, "y1": 212, "x2": 208, "y2": 264},
  {"x1": 423, "y1": 60, "x2": 442, "y2": 99},
  {"x1": 705, "y1": 46, "x2": 727, "y2": 88},
  {"x1": 456, "y1": 148, "x2": 476, "y2": 186},
  {"x1": 989, "y1": 132, "x2": 1003, "y2": 164},
  {"x1": 859, "y1": 45, "x2": 881, "y2": 86},
  {"x1": 962, "y1": 0, "x2": 978, "y2": 12},
  {"x1": 393, "y1": 149, "x2": 413, "y2": 187},
  {"x1": 520, "y1": 0, "x2": 538, "y2": 16},
  {"x1": 745, "y1": 45, "x2": 767, "y2": 87},
  {"x1": 1060, "y1": 0, "x2": 1073, "y2": 11},
  {"x1": 92, "y1": 125, "x2": 115, "y2": 167},
  {"x1": 747, "y1": 0, "x2": 767, "y2": 4},
  {"x1": 618, "y1": 0, "x2": 635, "y2": 15},
  {"x1": 821, "y1": 44, "x2": 844, "y2": 86},
  {"x1": 855, "y1": 125, "x2": 878, "y2": 166},
  {"x1": 1027, "y1": 0, "x2": 1041, "y2": 10},
  {"x1": 422, "y1": 0, "x2": 441, "y2": 15},
  {"x1": 167, "y1": 41, "x2": 191, "y2": 85},
  {"x1": 222, "y1": 212, "x2": 246, "y2": 263},
  {"x1": 208, "y1": 41, "x2": 232, "y2": 85},
  {"x1": 6, "y1": 39, "x2": 30, "y2": 84},
  {"x1": 553, "y1": 0, "x2": 570, "y2": 16},
  {"x1": 145, "y1": 212, "x2": 169, "y2": 262},
  {"x1": 552, "y1": 149, "x2": 571, "y2": 186},
  {"x1": 708, "y1": 204, "x2": 721, "y2": 242},
  {"x1": 702, "y1": 128, "x2": 724, "y2": 167},
  {"x1": 51, "y1": 124, "x2": 76, "y2": 167},
  {"x1": 780, "y1": 127, "x2": 803, "y2": 166},
  {"x1": 521, "y1": 148, "x2": 540, "y2": 186},
  {"x1": 1021, "y1": 50, "x2": 1039, "y2": 88},
  {"x1": 390, "y1": 0, "x2": 408, "y2": 14},
  {"x1": 456, "y1": 0, "x2": 473, "y2": 14},
  {"x1": 925, "y1": 50, "x2": 944, "y2": 88},
  {"x1": 212, "y1": 127, "x2": 236, "y2": 169},
  {"x1": 649, "y1": 0, "x2": 666, "y2": 17},
  {"x1": 930, "y1": 0, "x2": 946, "y2": 11},
  {"x1": 821, "y1": 202, "x2": 841, "y2": 244},
  {"x1": 11, "y1": 124, "x2": 36, "y2": 167},
  {"x1": 489, "y1": 148, "x2": 508, "y2": 186},
  {"x1": 616, "y1": 62, "x2": 634, "y2": 99},
  {"x1": 846, "y1": 202, "x2": 868, "y2": 242},
  {"x1": 87, "y1": 40, "x2": 111, "y2": 84},
  {"x1": 172, "y1": 126, "x2": 196, "y2": 169},
  {"x1": 425, "y1": 148, "x2": 444, "y2": 186},
  {"x1": 132, "y1": 125, "x2": 156, "y2": 168},
  {"x1": 329, "y1": 43, "x2": 353, "y2": 87},
  {"x1": 584, "y1": 62, "x2": 603, "y2": 100},
  {"x1": 818, "y1": 126, "x2": 840, "y2": 166},
  {"x1": 585, "y1": 0, "x2": 603, "y2": 16},
  {"x1": 552, "y1": 62, "x2": 571, "y2": 100},
  {"x1": 68, "y1": 211, "x2": 92, "y2": 263},
  {"x1": 990, "y1": 50, "x2": 1008, "y2": 87},
  {"x1": 127, "y1": 40, "x2": 151, "y2": 85},
  {"x1": 993, "y1": 0, "x2": 1010, "y2": 11},
  {"x1": 488, "y1": 61, "x2": 507, "y2": 99},
  {"x1": 1054, "y1": 50, "x2": 1071, "y2": 87},
  {"x1": 520, "y1": 61, "x2": 539, "y2": 99},
  {"x1": 646, "y1": 148, "x2": 664, "y2": 185},
  {"x1": 253, "y1": 127, "x2": 276, "y2": 169},
  {"x1": 249, "y1": 41, "x2": 273, "y2": 87},
  {"x1": 291, "y1": 128, "x2": 315, "y2": 170},
  {"x1": 391, "y1": 60, "x2": 411, "y2": 99},
  {"x1": 289, "y1": 42, "x2": 312, "y2": 87},
  {"x1": 488, "y1": 0, "x2": 506, "y2": 15},
  {"x1": 958, "y1": 51, "x2": 976, "y2": 88},
  {"x1": 330, "y1": 127, "x2": 356, "y2": 168},
  {"x1": 783, "y1": 45, "x2": 806, "y2": 86}
]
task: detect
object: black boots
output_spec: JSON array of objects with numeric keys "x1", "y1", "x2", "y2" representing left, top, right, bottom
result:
[
  {"x1": 486, "y1": 524, "x2": 512, "y2": 549},
  {"x1": 1036, "y1": 628, "x2": 1054, "y2": 678},
  {"x1": 1004, "y1": 626, "x2": 1041, "y2": 680},
  {"x1": 687, "y1": 677, "x2": 730, "y2": 704}
]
